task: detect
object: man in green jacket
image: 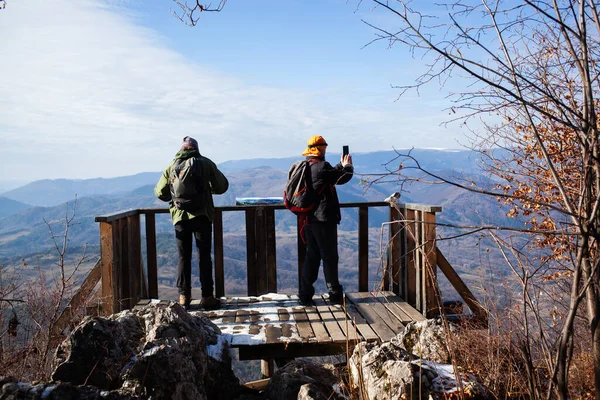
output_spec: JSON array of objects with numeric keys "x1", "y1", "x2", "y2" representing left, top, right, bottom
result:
[{"x1": 154, "y1": 136, "x2": 229, "y2": 310}]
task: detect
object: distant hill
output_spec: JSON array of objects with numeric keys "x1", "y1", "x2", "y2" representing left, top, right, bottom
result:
[
  {"x1": 0, "y1": 196, "x2": 31, "y2": 218},
  {"x1": 2, "y1": 172, "x2": 162, "y2": 207},
  {"x1": 0, "y1": 180, "x2": 30, "y2": 194}
]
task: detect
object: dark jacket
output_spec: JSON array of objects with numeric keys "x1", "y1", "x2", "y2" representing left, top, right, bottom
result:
[
  {"x1": 154, "y1": 149, "x2": 229, "y2": 225},
  {"x1": 307, "y1": 156, "x2": 354, "y2": 224}
]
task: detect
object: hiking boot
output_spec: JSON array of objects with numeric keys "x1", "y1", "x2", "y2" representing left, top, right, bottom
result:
[
  {"x1": 329, "y1": 293, "x2": 344, "y2": 305},
  {"x1": 298, "y1": 297, "x2": 315, "y2": 307},
  {"x1": 201, "y1": 296, "x2": 221, "y2": 311},
  {"x1": 179, "y1": 294, "x2": 191, "y2": 310}
]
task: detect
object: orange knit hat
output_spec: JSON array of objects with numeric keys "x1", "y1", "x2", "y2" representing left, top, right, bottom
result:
[{"x1": 302, "y1": 135, "x2": 328, "y2": 157}]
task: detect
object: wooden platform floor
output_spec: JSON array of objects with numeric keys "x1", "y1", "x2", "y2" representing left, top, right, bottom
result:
[{"x1": 137, "y1": 291, "x2": 425, "y2": 360}]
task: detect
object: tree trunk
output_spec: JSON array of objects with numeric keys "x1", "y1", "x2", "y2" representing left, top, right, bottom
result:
[{"x1": 584, "y1": 268, "x2": 600, "y2": 399}]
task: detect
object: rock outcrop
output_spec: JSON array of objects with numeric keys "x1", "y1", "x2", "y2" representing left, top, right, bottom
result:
[
  {"x1": 349, "y1": 319, "x2": 486, "y2": 399},
  {"x1": 51, "y1": 302, "x2": 240, "y2": 400},
  {"x1": 266, "y1": 360, "x2": 346, "y2": 400}
]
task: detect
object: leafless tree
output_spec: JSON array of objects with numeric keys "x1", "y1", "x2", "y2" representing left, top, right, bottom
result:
[
  {"x1": 358, "y1": 1, "x2": 600, "y2": 398},
  {"x1": 0, "y1": 199, "x2": 94, "y2": 380}
]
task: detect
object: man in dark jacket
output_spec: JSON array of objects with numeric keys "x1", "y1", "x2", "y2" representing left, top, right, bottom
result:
[
  {"x1": 154, "y1": 136, "x2": 229, "y2": 310},
  {"x1": 297, "y1": 135, "x2": 354, "y2": 306}
]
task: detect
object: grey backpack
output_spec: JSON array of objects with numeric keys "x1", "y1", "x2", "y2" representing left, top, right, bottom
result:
[{"x1": 169, "y1": 157, "x2": 204, "y2": 212}]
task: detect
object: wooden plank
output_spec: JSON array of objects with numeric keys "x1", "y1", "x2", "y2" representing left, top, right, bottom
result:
[
  {"x1": 224, "y1": 297, "x2": 238, "y2": 308},
  {"x1": 144, "y1": 213, "x2": 158, "y2": 299},
  {"x1": 245, "y1": 209, "x2": 257, "y2": 296},
  {"x1": 95, "y1": 209, "x2": 141, "y2": 223},
  {"x1": 381, "y1": 291, "x2": 426, "y2": 322},
  {"x1": 324, "y1": 295, "x2": 361, "y2": 342},
  {"x1": 278, "y1": 308, "x2": 295, "y2": 342},
  {"x1": 436, "y1": 249, "x2": 488, "y2": 322},
  {"x1": 213, "y1": 209, "x2": 225, "y2": 298},
  {"x1": 402, "y1": 203, "x2": 443, "y2": 213},
  {"x1": 230, "y1": 322, "x2": 264, "y2": 346},
  {"x1": 235, "y1": 309, "x2": 251, "y2": 324},
  {"x1": 243, "y1": 379, "x2": 269, "y2": 391},
  {"x1": 265, "y1": 324, "x2": 284, "y2": 344},
  {"x1": 51, "y1": 259, "x2": 102, "y2": 336},
  {"x1": 374, "y1": 293, "x2": 414, "y2": 324},
  {"x1": 343, "y1": 303, "x2": 379, "y2": 342},
  {"x1": 314, "y1": 297, "x2": 346, "y2": 343},
  {"x1": 266, "y1": 207, "x2": 277, "y2": 294},
  {"x1": 358, "y1": 206, "x2": 369, "y2": 292},
  {"x1": 221, "y1": 310, "x2": 237, "y2": 324},
  {"x1": 345, "y1": 292, "x2": 395, "y2": 342},
  {"x1": 237, "y1": 297, "x2": 250, "y2": 307},
  {"x1": 304, "y1": 301, "x2": 331, "y2": 343},
  {"x1": 357, "y1": 292, "x2": 404, "y2": 335}
]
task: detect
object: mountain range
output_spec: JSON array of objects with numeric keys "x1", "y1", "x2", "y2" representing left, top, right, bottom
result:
[{"x1": 0, "y1": 149, "x2": 518, "y2": 303}]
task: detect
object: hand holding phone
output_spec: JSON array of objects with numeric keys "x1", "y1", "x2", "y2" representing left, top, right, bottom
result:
[{"x1": 341, "y1": 145, "x2": 352, "y2": 166}]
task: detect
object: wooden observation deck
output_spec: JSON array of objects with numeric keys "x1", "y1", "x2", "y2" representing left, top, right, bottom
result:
[{"x1": 56, "y1": 201, "x2": 487, "y2": 375}]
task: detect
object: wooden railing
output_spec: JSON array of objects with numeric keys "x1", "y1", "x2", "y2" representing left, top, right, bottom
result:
[{"x1": 95, "y1": 202, "x2": 487, "y2": 323}]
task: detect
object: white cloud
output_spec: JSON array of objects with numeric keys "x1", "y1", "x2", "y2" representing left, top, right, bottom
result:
[{"x1": 0, "y1": 0, "x2": 462, "y2": 181}]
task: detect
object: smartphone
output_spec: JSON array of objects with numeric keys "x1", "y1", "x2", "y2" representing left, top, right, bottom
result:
[{"x1": 343, "y1": 145, "x2": 349, "y2": 156}]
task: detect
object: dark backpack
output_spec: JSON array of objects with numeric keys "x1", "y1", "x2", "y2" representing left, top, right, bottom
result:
[
  {"x1": 284, "y1": 160, "x2": 324, "y2": 215},
  {"x1": 169, "y1": 157, "x2": 204, "y2": 212}
]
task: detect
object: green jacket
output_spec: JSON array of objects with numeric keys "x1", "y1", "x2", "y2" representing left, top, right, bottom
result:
[{"x1": 154, "y1": 149, "x2": 229, "y2": 225}]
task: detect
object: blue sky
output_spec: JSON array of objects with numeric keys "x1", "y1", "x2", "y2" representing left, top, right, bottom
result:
[{"x1": 1, "y1": 0, "x2": 466, "y2": 182}]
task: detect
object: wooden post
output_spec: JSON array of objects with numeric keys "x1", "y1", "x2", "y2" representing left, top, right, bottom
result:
[
  {"x1": 145, "y1": 213, "x2": 158, "y2": 299},
  {"x1": 127, "y1": 214, "x2": 142, "y2": 307},
  {"x1": 255, "y1": 207, "x2": 268, "y2": 295},
  {"x1": 399, "y1": 205, "x2": 407, "y2": 299},
  {"x1": 245, "y1": 208, "x2": 257, "y2": 296},
  {"x1": 261, "y1": 359, "x2": 274, "y2": 378},
  {"x1": 415, "y1": 210, "x2": 423, "y2": 314},
  {"x1": 358, "y1": 205, "x2": 369, "y2": 292},
  {"x1": 423, "y1": 212, "x2": 438, "y2": 318},
  {"x1": 118, "y1": 218, "x2": 131, "y2": 310},
  {"x1": 266, "y1": 207, "x2": 277, "y2": 294},
  {"x1": 214, "y1": 209, "x2": 225, "y2": 298},
  {"x1": 99, "y1": 221, "x2": 117, "y2": 315}
]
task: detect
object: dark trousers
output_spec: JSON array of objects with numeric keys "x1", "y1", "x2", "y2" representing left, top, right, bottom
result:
[
  {"x1": 299, "y1": 221, "x2": 343, "y2": 301},
  {"x1": 175, "y1": 216, "x2": 214, "y2": 298}
]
